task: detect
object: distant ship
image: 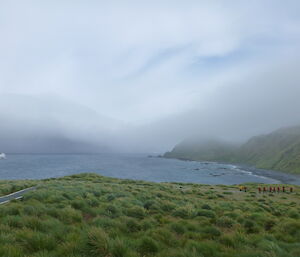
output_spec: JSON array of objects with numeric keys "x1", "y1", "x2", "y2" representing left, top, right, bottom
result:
[{"x1": 0, "y1": 153, "x2": 6, "y2": 159}]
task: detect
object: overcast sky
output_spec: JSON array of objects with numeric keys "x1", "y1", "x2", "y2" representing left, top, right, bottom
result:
[{"x1": 1, "y1": 0, "x2": 300, "y2": 152}]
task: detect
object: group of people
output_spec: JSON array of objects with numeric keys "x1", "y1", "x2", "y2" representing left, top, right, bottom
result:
[
  {"x1": 239, "y1": 186, "x2": 248, "y2": 192},
  {"x1": 258, "y1": 186, "x2": 293, "y2": 193},
  {"x1": 238, "y1": 185, "x2": 294, "y2": 193}
]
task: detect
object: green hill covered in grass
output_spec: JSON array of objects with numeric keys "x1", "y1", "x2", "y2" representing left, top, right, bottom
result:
[
  {"x1": 0, "y1": 173, "x2": 299, "y2": 257},
  {"x1": 164, "y1": 126, "x2": 300, "y2": 174},
  {"x1": 164, "y1": 139, "x2": 237, "y2": 162}
]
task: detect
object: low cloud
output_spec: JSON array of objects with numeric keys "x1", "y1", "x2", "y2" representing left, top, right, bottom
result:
[{"x1": 0, "y1": 1, "x2": 300, "y2": 153}]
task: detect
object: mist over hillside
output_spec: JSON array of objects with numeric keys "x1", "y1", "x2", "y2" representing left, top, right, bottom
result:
[
  {"x1": 1, "y1": 1, "x2": 300, "y2": 153},
  {"x1": 165, "y1": 126, "x2": 300, "y2": 174},
  {"x1": 0, "y1": 94, "x2": 115, "y2": 153},
  {"x1": 1, "y1": 2, "x2": 300, "y2": 256}
]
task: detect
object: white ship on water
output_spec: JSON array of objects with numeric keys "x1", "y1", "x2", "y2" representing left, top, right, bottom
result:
[{"x1": 0, "y1": 153, "x2": 6, "y2": 159}]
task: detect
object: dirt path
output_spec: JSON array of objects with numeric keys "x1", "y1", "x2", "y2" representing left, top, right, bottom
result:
[{"x1": 0, "y1": 187, "x2": 36, "y2": 205}]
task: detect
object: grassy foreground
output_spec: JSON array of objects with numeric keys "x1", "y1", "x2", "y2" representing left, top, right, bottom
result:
[
  {"x1": 0, "y1": 180, "x2": 36, "y2": 197},
  {"x1": 0, "y1": 173, "x2": 299, "y2": 257}
]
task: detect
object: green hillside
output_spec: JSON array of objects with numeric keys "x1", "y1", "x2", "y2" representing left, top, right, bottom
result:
[
  {"x1": 164, "y1": 139, "x2": 237, "y2": 162},
  {"x1": 235, "y1": 126, "x2": 300, "y2": 174},
  {"x1": 164, "y1": 126, "x2": 300, "y2": 174}
]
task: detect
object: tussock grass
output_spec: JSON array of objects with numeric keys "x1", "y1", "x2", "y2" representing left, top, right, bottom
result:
[
  {"x1": 0, "y1": 173, "x2": 299, "y2": 256},
  {"x1": 0, "y1": 180, "x2": 36, "y2": 197}
]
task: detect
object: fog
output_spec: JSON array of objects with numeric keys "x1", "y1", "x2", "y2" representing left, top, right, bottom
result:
[{"x1": 1, "y1": 0, "x2": 300, "y2": 153}]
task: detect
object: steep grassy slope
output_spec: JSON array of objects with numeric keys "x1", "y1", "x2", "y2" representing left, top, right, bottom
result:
[
  {"x1": 235, "y1": 126, "x2": 300, "y2": 174},
  {"x1": 164, "y1": 139, "x2": 236, "y2": 162},
  {"x1": 0, "y1": 173, "x2": 299, "y2": 257},
  {"x1": 274, "y1": 142, "x2": 300, "y2": 173},
  {"x1": 164, "y1": 126, "x2": 300, "y2": 174}
]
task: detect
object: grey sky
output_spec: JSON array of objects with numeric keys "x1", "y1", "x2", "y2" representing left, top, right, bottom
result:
[{"x1": 1, "y1": 1, "x2": 300, "y2": 152}]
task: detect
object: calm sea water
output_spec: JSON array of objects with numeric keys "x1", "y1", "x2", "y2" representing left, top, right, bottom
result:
[{"x1": 0, "y1": 153, "x2": 299, "y2": 185}]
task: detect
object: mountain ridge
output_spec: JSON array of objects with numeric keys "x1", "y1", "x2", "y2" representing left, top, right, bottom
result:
[{"x1": 164, "y1": 126, "x2": 300, "y2": 174}]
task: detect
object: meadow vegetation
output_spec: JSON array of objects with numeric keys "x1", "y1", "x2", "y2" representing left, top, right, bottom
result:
[
  {"x1": 0, "y1": 173, "x2": 299, "y2": 257},
  {"x1": 0, "y1": 180, "x2": 36, "y2": 197}
]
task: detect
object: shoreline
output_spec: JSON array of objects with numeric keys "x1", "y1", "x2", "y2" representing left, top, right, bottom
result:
[
  {"x1": 239, "y1": 165, "x2": 300, "y2": 185},
  {"x1": 1, "y1": 153, "x2": 299, "y2": 185},
  {"x1": 163, "y1": 156, "x2": 300, "y2": 185}
]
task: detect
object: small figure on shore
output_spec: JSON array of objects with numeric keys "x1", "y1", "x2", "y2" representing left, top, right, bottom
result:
[
  {"x1": 277, "y1": 186, "x2": 280, "y2": 193},
  {"x1": 273, "y1": 187, "x2": 276, "y2": 193},
  {"x1": 269, "y1": 186, "x2": 272, "y2": 192},
  {"x1": 239, "y1": 186, "x2": 244, "y2": 191},
  {"x1": 290, "y1": 187, "x2": 293, "y2": 193},
  {"x1": 244, "y1": 186, "x2": 247, "y2": 192},
  {"x1": 282, "y1": 186, "x2": 285, "y2": 192},
  {"x1": 263, "y1": 187, "x2": 267, "y2": 193},
  {"x1": 258, "y1": 187, "x2": 261, "y2": 193}
]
